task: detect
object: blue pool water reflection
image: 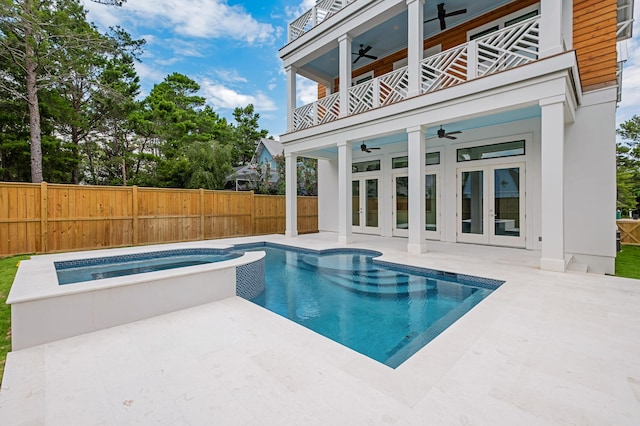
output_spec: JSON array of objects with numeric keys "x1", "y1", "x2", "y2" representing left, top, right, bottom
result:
[{"x1": 244, "y1": 244, "x2": 502, "y2": 368}]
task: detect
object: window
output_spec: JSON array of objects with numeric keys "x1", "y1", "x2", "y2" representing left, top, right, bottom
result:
[
  {"x1": 392, "y1": 45, "x2": 442, "y2": 70},
  {"x1": 352, "y1": 159, "x2": 380, "y2": 173},
  {"x1": 468, "y1": 5, "x2": 539, "y2": 41},
  {"x1": 391, "y1": 152, "x2": 440, "y2": 169},
  {"x1": 353, "y1": 71, "x2": 374, "y2": 86},
  {"x1": 457, "y1": 141, "x2": 525, "y2": 162}
]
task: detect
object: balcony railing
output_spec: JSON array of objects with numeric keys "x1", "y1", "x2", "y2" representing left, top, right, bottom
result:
[
  {"x1": 289, "y1": 0, "x2": 356, "y2": 42},
  {"x1": 291, "y1": 16, "x2": 541, "y2": 131}
]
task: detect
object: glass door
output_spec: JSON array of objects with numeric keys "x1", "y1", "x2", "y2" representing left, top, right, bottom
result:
[
  {"x1": 392, "y1": 173, "x2": 440, "y2": 238},
  {"x1": 352, "y1": 177, "x2": 380, "y2": 234},
  {"x1": 392, "y1": 175, "x2": 409, "y2": 237},
  {"x1": 457, "y1": 163, "x2": 525, "y2": 247}
]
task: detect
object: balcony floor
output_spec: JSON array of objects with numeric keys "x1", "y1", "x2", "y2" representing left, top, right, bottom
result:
[{"x1": 1, "y1": 233, "x2": 639, "y2": 424}]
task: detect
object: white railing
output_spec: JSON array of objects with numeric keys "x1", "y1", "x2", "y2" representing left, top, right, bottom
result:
[
  {"x1": 420, "y1": 45, "x2": 468, "y2": 94},
  {"x1": 474, "y1": 15, "x2": 540, "y2": 77},
  {"x1": 293, "y1": 92, "x2": 341, "y2": 130},
  {"x1": 288, "y1": 0, "x2": 355, "y2": 42},
  {"x1": 290, "y1": 16, "x2": 541, "y2": 131}
]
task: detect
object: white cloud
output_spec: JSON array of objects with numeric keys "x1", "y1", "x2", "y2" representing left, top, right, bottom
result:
[
  {"x1": 285, "y1": 0, "x2": 317, "y2": 19},
  {"x1": 201, "y1": 80, "x2": 278, "y2": 112},
  {"x1": 135, "y1": 62, "x2": 166, "y2": 85},
  {"x1": 213, "y1": 69, "x2": 248, "y2": 84},
  {"x1": 82, "y1": 0, "x2": 276, "y2": 45},
  {"x1": 296, "y1": 76, "x2": 318, "y2": 105}
]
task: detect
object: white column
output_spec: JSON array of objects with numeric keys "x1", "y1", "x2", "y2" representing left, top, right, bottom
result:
[
  {"x1": 540, "y1": 0, "x2": 564, "y2": 57},
  {"x1": 285, "y1": 152, "x2": 298, "y2": 237},
  {"x1": 407, "y1": 125, "x2": 427, "y2": 253},
  {"x1": 539, "y1": 96, "x2": 566, "y2": 271},
  {"x1": 338, "y1": 34, "x2": 352, "y2": 117},
  {"x1": 286, "y1": 65, "x2": 297, "y2": 132},
  {"x1": 337, "y1": 141, "x2": 352, "y2": 244},
  {"x1": 406, "y1": 0, "x2": 424, "y2": 97}
]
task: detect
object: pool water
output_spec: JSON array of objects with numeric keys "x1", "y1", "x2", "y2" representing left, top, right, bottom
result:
[
  {"x1": 247, "y1": 245, "x2": 502, "y2": 368},
  {"x1": 55, "y1": 249, "x2": 242, "y2": 285}
]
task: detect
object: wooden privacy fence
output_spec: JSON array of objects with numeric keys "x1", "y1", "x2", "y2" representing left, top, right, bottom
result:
[
  {"x1": 0, "y1": 182, "x2": 318, "y2": 257},
  {"x1": 617, "y1": 219, "x2": 640, "y2": 246}
]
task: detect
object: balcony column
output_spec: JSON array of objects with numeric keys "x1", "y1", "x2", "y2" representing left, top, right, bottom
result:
[
  {"x1": 540, "y1": 0, "x2": 564, "y2": 57},
  {"x1": 406, "y1": 0, "x2": 424, "y2": 98},
  {"x1": 338, "y1": 34, "x2": 352, "y2": 117},
  {"x1": 407, "y1": 125, "x2": 427, "y2": 254},
  {"x1": 285, "y1": 151, "x2": 298, "y2": 237},
  {"x1": 337, "y1": 140, "x2": 352, "y2": 244},
  {"x1": 539, "y1": 96, "x2": 566, "y2": 271},
  {"x1": 285, "y1": 65, "x2": 297, "y2": 132}
]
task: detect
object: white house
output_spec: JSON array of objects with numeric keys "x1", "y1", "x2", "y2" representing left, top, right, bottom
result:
[{"x1": 279, "y1": 0, "x2": 634, "y2": 274}]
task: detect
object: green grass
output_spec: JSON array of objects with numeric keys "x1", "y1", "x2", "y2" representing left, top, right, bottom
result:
[
  {"x1": 616, "y1": 245, "x2": 640, "y2": 279},
  {"x1": 0, "y1": 255, "x2": 30, "y2": 383}
]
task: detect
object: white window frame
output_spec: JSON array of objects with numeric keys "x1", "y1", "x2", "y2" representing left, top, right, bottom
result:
[
  {"x1": 352, "y1": 70, "x2": 374, "y2": 86},
  {"x1": 467, "y1": 3, "x2": 540, "y2": 41},
  {"x1": 393, "y1": 45, "x2": 443, "y2": 70}
]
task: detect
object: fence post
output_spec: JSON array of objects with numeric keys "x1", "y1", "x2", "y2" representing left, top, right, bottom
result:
[
  {"x1": 250, "y1": 191, "x2": 255, "y2": 235},
  {"x1": 40, "y1": 181, "x2": 48, "y2": 253},
  {"x1": 199, "y1": 188, "x2": 205, "y2": 240},
  {"x1": 132, "y1": 185, "x2": 139, "y2": 246},
  {"x1": 467, "y1": 40, "x2": 478, "y2": 80}
]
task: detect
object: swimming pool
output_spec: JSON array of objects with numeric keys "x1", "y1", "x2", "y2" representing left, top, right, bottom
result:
[
  {"x1": 55, "y1": 248, "x2": 243, "y2": 285},
  {"x1": 238, "y1": 243, "x2": 503, "y2": 368}
]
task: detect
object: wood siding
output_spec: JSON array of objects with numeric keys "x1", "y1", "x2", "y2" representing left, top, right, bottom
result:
[
  {"x1": 0, "y1": 182, "x2": 318, "y2": 257},
  {"x1": 574, "y1": 0, "x2": 618, "y2": 90},
  {"x1": 318, "y1": 0, "x2": 617, "y2": 97}
]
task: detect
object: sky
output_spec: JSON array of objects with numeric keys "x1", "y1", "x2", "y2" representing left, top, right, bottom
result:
[{"x1": 81, "y1": 0, "x2": 640, "y2": 140}]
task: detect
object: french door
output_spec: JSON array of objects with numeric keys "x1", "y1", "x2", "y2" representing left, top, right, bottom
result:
[
  {"x1": 392, "y1": 172, "x2": 440, "y2": 239},
  {"x1": 352, "y1": 177, "x2": 380, "y2": 234},
  {"x1": 457, "y1": 163, "x2": 525, "y2": 247}
]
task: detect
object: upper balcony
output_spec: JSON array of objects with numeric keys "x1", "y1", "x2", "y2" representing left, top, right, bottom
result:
[
  {"x1": 281, "y1": 0, "x2": 625, "y2": 136},
  {"x1": 292, "y1": 14, "x2": 541, "y2": 131},
  {"x1": 289, "y1": 0, "x2": 357, "y2": 42}
]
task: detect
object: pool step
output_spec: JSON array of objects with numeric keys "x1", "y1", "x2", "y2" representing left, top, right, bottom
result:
[{"x1": 327, "y1": 273, "x2": 438, "y2": 297}]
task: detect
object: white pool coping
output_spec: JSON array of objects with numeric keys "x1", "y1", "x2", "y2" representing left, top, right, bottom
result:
[
  {"x1": 1, "y1": 233, "x2": 640, "y2": 424},
  {"x1": 7, "y1": 241, "x2": 266, "y2": 350}
]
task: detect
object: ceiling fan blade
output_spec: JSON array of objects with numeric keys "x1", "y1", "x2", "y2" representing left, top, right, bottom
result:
[
  {"x1": 362, "y1": 45, "x2": 372, "y2": 54},
  {"x1": 353, "y1": 56, "x2": 361, "y2": 64},
  {"x1": 446, "y1": 131, "x2": 462, "y2": 135},
  {"x1": 370, "y1": 147, "x2": 381, "y2": 150},
  {"x1": 423, "y1": 17, "x2": 438, "y2": 23},
  {"x1": 445, "y1": 135, "x2": 457, "y2": 140},
  {"x1": 440, "y1": 17, "x2": 446, "y2": 30},
  {"x1": 364, "y1": 54, "x2": 378, "y2": 60},
  {"x1": 445, "y1": 8, "x2": 467, "y2": 18}
]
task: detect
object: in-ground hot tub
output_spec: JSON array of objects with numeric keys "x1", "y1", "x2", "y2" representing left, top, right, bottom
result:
[{"x1": 7, "y1": 243, "x2": 265, "y2": 350}]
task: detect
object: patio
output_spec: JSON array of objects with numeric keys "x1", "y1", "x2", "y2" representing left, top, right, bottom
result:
[{"x1": 1, "y1": 232, "x2": 639, "y2": 424}]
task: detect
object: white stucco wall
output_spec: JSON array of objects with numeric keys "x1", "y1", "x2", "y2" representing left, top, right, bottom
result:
[
  {"x1": 564, "y1": 87, "x2": 618, "y2": 274},
  {"x1": 318, "y1": 158, "x2": 339, "y2": 232}
]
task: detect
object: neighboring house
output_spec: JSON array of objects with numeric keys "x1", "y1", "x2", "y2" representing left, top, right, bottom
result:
[
  {"x1": 279, "y1": 0, "x2": 634, "y2": 274},
  {"x1": 227, "y1": 138, "x2": 283, "y2": 191}
]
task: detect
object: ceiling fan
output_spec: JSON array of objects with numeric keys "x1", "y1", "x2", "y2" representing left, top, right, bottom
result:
[
  {"x1": 427, "y1": 126, "x2": 462, "y2": 140},
  {"x1": 424, "y1": 3, "x2": 467, "y2": 30},
  {"x1": 361, "y1": 143, "x2": 381, "y2": 153},
  {"x1": 352, "y1": 45, "x2": 378, "y2": 64}
]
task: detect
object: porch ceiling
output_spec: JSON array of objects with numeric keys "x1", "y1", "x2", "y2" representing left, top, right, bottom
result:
[
  {"x1": 302, "y1": 105, "x2": 541, "y2": 157},
  {"x1": 301, "y1": 0, "x2": 514, "y2": 82}
]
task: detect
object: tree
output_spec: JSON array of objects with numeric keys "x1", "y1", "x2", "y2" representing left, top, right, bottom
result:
[
  {"x1": 616, "y1": 115, "x2": 640, "y2": 215},
  {"x1": 0, "y1": 0, "x2": 127, "y2": 183},
  {"x1": 231, "y1": 104, "x2": 268, "y2": 166}
]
